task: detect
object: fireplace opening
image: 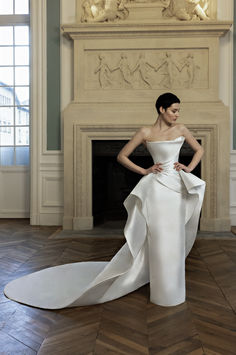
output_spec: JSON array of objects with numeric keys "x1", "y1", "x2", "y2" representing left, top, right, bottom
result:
[{"x1": 92, "y1": 140, "x2": 201, "y2": 226}]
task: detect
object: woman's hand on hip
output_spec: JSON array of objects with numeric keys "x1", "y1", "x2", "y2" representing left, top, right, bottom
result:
[
  {"x1": 145, "y1": 163, "x2": 163, "y2": 175},
  {"x1": 174, "y1": 162, "x2": 191, "y2": 173}
]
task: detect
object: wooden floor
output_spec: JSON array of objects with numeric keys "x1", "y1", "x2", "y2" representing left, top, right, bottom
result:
[{"x1": 0, "y1": 220, "x2": 236, "y2": 355}]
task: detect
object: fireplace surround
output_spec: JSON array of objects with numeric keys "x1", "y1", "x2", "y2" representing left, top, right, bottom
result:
[
  {"x1": 62, "y1": 18, "x2": 232, "y2": 232},
  {"x1": 92, "y1": 139, "x2": 200, "y2": 225}
]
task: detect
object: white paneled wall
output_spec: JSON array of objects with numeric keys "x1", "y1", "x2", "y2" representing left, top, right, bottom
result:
[
  {"x1": 30, "y1": 0, "x2": 64, "y2": 225},
  {"x1": 38, "y1": 154, "x2": 64, "y2": 225},
  {"x1": 0, "y1": 167, "x2": 29, "y2": 217}
]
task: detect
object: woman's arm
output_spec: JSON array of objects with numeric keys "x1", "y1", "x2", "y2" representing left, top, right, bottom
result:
[
  {"x1": 174, "y1": 125, "x2": 204, "y2": 173},
  {"x1": 117, "y1": 128, "x2": 163, "y2": 175}
]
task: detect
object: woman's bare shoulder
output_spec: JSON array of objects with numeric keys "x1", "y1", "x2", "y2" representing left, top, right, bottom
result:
[
  {"x1": 136, "y1": 126, "x2": 153, "y2": 140},
  {"x1": 173, "y1": 123, "x2": 188, "y2": 135}
]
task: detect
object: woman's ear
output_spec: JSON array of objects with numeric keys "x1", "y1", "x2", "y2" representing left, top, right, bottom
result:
[{"x1": 159, "y1": 106, "x2": 165, "y2": 114}]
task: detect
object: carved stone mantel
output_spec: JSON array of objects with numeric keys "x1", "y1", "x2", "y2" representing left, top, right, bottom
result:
[
  {"x1": 62, "y1": 21, "x2": 231, "y2": 37},
  {"x1": 62, "y1": 20, "x2": 232, "y2": 232}
]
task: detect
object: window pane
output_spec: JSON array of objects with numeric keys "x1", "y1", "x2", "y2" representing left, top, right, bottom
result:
[
  {"x1": 15, "y1": 46, "x2": 29, "y2": 65},
  {"x1": 0, "y1": 107, "x2": 14, "y2": 125},
  {"x1": 0, "y1": 15, "x2": 30, "y2": 166},
  {"x1": 0, "y1": 67, "x2": 14, "y2": 86},
  {"x1": 15, "y1": 86, "x2": 29, "y2": 105},
  {"x1": 0, "y1": 0, "x2": 13, "y2": 15},
  {"x1": 16, "y1": 147, "x2": 29, "y2": 165},
  {"x1": 0, "y1": 27, "x2": 13, "y2": 45},
  {"x1": 15, "y1": 106, "x2": 29, "y2": 125},
  {"x1": 15, "y1": 0, "x2": 29, "y2": 15},
  {"x1": 15, "y1": 67, "x2": 29, "y2": 86},
  {"x1": 14, "y1": 26, "x2": 29, "y2": 45},
  {"x1": 0, "y1": 147, "x2": 14, "y2": 165},
  {"x1": 0, "y1": 126, "x2": 14, "y2": 146},
  {"x1": 15, "y1": 126, "x2": 29, "y2": 145},
  {"x1": 0, "y1": 87, "x2": 14, "y2": 105},
  {"x1": 0, "y1": 47, "x2": 13, "y2": 65}
]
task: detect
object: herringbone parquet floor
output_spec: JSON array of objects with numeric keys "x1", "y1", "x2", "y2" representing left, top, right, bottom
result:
[{"x1": 0, "y1": 219, "x2": 236, "y2": 354}]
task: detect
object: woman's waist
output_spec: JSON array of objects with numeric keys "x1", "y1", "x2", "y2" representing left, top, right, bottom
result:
[
  {"x1": 151, "y1": 169, "x2": 185, "y2": 193},
  {"x1": 154, "y1": 160, "x2": 179, "y2": 175}
]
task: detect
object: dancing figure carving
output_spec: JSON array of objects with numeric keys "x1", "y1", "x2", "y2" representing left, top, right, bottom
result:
[
  {"x1": 112, "y1": 53, "x2": 134, "y2": 87},
  {"x1": 179, "y1": 53, "x2": 200, "y2": 87},
  {"x1": 132, "y1": 53, "x2": 156, "y2": 88},
  {"x1": 156, "y1": 52, "x2": 180, "y2": 88},
  {"x1": 94, "y1": 54, "x2": 113, "y2": 88},
  {"x1": 93, "y1": 51, "x2": 204, "y2": 90}
]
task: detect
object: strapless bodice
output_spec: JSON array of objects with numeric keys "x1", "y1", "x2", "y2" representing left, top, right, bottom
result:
[
  {"x1": 146, "y1": 136, "x2": 185, "y2": 178},
  {"x1": 146, "y1": 136, "x2": 184, "y2": 163}
]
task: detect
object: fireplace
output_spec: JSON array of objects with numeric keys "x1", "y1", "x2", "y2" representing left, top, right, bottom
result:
[
  {"x1": 62, "y1": 20, "x2": 232, "y2": 232},
  {"x1": 92, "y1": 140, "x2": 201, "y2": 226}
]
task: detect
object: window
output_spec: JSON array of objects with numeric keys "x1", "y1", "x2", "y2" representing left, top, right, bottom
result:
[{"x1": 0, "y1": 0, "x2": 30, "y2": 166}]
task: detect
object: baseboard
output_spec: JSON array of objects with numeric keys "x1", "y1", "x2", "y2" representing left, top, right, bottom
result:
[{"x1": 38, "y1": 213, "x2": 63, "y2": 226}]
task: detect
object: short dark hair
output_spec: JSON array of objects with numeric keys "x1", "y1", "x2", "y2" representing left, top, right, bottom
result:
[{"x1": 155, "y1": 92, "x2": 180, "y2": 114}]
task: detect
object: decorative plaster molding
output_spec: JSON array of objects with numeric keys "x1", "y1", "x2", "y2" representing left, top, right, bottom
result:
[
  {"x1": 31, "y1": 0, "x2": 63, "y2": 226},
  {"x1": 92, "y1": 50, "x2": 206, "y2": 90},
  {"x1": 79, "y1": 0, "x2": 216, "y2": 23},
  {"x1": 62, "y1": 21, "x2": 232, "y2": 39},
  {"x1": 70, "y1": 35, "x2": 221, "y2": 103},
  {"x1": 42, "y1": 175, "x2": 64, "y2": 208}
]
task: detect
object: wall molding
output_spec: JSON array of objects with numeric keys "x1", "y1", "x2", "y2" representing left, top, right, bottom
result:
[
  {"x1": 41, "y1": 175, "x2": 64, "y2": 208},
  {"x1": 0, "y1": 211, "x2": 29, "y2": 218},
  {"x1": 0, "y1": 167, "x2": 29, "y2": 173},
  {"x1": 30, "y1": 0, "x2": 63, "y2": 225}
]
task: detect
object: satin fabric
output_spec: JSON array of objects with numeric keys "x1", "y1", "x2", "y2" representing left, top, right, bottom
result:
[{"x1": 4, "y1": 136, "x2": 205, "y2": 309}]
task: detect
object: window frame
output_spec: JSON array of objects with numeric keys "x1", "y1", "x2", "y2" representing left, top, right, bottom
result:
[{"x1": 0, "y1": 7, "x2": 30, "y2": 166}]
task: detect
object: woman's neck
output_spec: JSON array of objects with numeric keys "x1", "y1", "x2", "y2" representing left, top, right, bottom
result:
[{"x1": 154, "y1": 116, "x2": 172, "y2": 131}]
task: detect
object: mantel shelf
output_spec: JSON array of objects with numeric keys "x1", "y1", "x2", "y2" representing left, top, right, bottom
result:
[{"x1": 62, "y1": 21, "x2": 232, "y2": 39}]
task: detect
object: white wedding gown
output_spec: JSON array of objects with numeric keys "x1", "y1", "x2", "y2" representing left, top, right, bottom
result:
[{"x1": 4, "y1": 136, "x2": 205, "y2": 309}]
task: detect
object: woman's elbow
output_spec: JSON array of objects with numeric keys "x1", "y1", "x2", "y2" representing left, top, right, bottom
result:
[
  {"x1": 117, "y1": 153, "x2": 122, "y2": 164},
  {"x1": 199, "y1": 146, "x2": 204, "y2": 157}
]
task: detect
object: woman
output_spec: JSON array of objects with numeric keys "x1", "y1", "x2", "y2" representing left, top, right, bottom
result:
[
  {"x1": 117, "y1": 92, "x2": 203, "y2": 175},
  {"x1": 117, "y1": 92, "x2": 205, "y2": 306},
  {"x1": 4, "y1": 93, "x2": 205, "y2": 309}
]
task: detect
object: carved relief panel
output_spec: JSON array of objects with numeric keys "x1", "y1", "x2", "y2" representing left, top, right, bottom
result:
[
  {"x1": 86, "y1": 49, "x2": 208, "y2": 90},
  {"x1": 73, "y1": 36, "x2": 218, "y2": 102}
]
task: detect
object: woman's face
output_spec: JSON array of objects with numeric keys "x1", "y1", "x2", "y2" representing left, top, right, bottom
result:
[{"x1": 161, "y1": 103, "x2": 180, "y2": 124}]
